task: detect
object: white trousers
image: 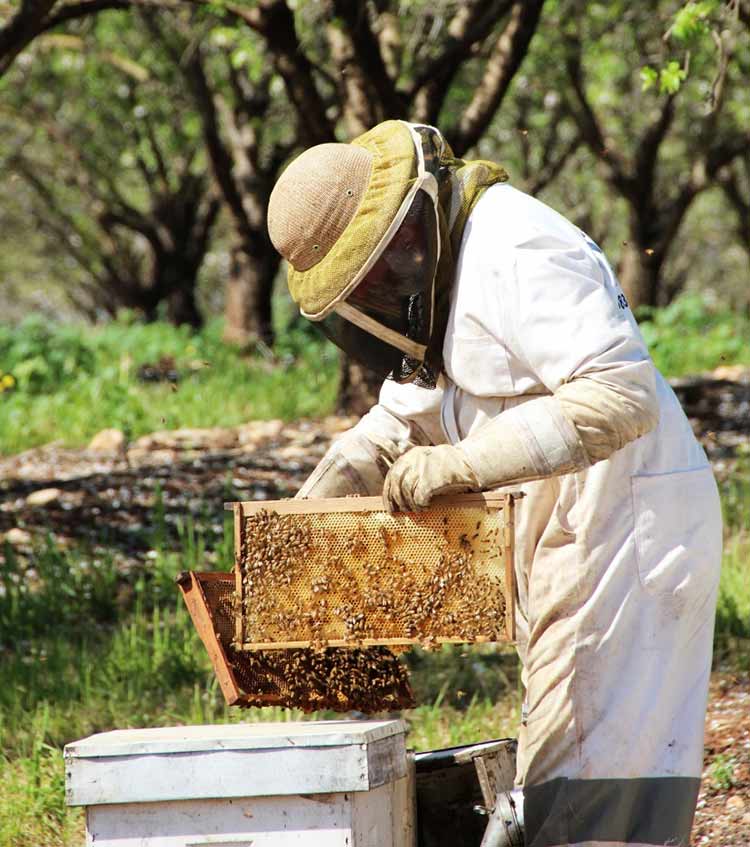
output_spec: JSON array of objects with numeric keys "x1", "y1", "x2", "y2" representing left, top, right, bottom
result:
[{"x1": 510, "y1": 449, "x2": 722, "y2": 847}]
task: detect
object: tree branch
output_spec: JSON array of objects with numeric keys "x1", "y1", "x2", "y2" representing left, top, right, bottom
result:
[
  {"x1": 224, "y1": 0, "x2": 334, "y2": 145},
  {"x1": 330, "y1": 0, "x2": 403, "y2": 120},
  {"x1": 0, "y1": 0, "x2": 179, "y2": 77},
  {"x1": 0, "y1": 0, "x2": 57, "y2": 77},
  {"x1": 633, "y1": 94, "x2": 676, "y2": 199},
  {"x1": 448, "y1": 0, "x2": 546, "y2": 155},
  {"x1": 563, "y1": 27, "x2": 633, "y2": 198},
  {"x1": 410, "y1": 0, "x2": 514, "y2": 125}
]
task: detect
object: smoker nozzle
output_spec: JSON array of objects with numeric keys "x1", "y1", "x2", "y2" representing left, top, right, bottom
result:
[{"x1": 479, "y1": 788, "x2": 525, "y2": 847}]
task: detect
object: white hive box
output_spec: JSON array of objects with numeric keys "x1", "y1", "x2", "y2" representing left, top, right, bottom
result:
[{"x1": 65, "y1": 720, "x2": 415, "y2": 847}]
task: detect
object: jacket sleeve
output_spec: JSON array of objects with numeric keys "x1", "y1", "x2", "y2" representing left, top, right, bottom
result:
[
  {"x1": 457, "y1": 231, "x2": 660, "y2": 488},
  {"x1": 297, "y1": 380, "x2": 445, "y2": 497}
]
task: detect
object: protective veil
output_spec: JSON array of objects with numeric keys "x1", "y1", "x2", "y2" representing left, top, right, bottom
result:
[
  {"x1": 269, "y1": 120, "x2": 508, "y2": 389},
  {"x1": 292, "y1": 177, "x2": 722, "y2": 846}
]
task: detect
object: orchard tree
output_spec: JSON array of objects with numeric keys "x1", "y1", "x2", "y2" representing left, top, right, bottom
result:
[
  {"x1": 559, "y1": 0, "x2": 750, "y2": 308},
  {"x1": 153, "y1": 0, "x2": 547, "y2": 409},
  {"x1": 0, "y1": 0, "x2": 173, "y2": 77},
  {"x1": 1, "y1": 15, "x2": 219, "y2": 324}
]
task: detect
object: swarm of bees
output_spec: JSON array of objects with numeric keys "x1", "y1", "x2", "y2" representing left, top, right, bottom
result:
[
  {"x1": 203, "y1": 578, "x2": 414, "y2": 712},
  {"x1": 227, "y1": 646, "x2": 415, "y2": 712},
  {"x1": 231, "y1": 505, "x2": 508, "y2": 712}
]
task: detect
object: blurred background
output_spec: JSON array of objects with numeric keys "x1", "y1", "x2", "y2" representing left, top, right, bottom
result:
[{"x1": 0, "y1": 1, "x2": 748, "y2": 844}]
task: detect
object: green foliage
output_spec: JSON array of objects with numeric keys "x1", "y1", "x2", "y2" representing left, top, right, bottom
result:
[
  {"x1": 407, "y1": 644, "x2": 519, "y2": 708},
  {"x1": 0, "y1": 316, "x2": 339, "y2": 455},
  {"x1": 671, "y1": 1, "x2": 719, "y2": 42},
  {"x1": 0, "y1": 538, "x2": 119, "y2": 646},
  {"x1": 709, "y1": 752, "x2": 736, "y2": 790},
  {"x1": 0, "y1": 738, "x2": 81, "y2": 847},
  {"x1": 714, "y1": 448, "x2": 750, "y2": 667},
  {"x1": 638, "y1": 294, "x2": 750, "y2": 377},
  {"x1": 640, "y1": 60, "x2": 688, "y2": 94}
]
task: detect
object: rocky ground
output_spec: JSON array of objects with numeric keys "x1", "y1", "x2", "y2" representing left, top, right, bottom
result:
[
  {"x1": 1, "y1": 371, "x2": 749, "y2": 843},
  {"x1": 694, "y1": 673, "x2": 750, "y2": 845}
]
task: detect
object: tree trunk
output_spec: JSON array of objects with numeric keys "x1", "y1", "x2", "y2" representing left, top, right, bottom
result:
[
  {"x1": 223, "y1": 242, "x2": 279, "y2": 348},
  {"x1": 337, "y1": 358, "x2": 383, "y2": 416},
  {"x1": 167, "y1": 282, "x2": 202, "y2": 328},
  {"x1": 617, "y1": 239, "x2": 664, "y2": 311}
]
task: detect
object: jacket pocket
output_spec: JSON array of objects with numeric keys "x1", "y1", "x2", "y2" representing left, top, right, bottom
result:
[
  {"x1": 443, "y1": 334, "x2": 515, "y2": 396},
  {"x1": 632, "y1": 466, "x2": 722, "y2": 598}
]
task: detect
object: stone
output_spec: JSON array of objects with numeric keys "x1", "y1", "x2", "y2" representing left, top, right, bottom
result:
[
  {"x1": 236, "y1": 419, "x2": 284, "y2": 446},
  {"x1": 712, "y1": 364, "x2": 749, "y2": 382},
  {"x1": 89, "y1": 428, "x2": 126, "y2": 452},
  {"x1": 4, "y1": 527, "x2": 32, "y2": 545},
  {"x1": 727, "y1": 794, "x2": 746, "y2": 812},
  {"x1": 133, "y1": 427, "x2": 238, "y2": 451},
  {"x1": 26, "y1": 487, "x2": 62, "y2": 507}
]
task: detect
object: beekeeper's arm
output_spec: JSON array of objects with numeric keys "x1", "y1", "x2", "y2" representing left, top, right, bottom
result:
[
  {"x1": 384, "y1": 234, "x2": 660, "y2": 511},
  {"x1": 296, "y1": 381, "x2": 444, "y2": 498}
]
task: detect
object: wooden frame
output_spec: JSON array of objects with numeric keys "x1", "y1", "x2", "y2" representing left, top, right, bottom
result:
[
  {"x1": 176, "y1": 571, "x2": 244, "y2": 706},
  {"x1": 229, "y1": 492, "x2": 520, "y2": 647},
  {"x1": 224, "y1": 491, "x2": 514, "y2": 515},
  {"x1": 176, "y1": 571, "x2": 283, "y2": 707}
]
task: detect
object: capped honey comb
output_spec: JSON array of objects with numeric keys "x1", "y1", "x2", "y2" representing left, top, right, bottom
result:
[{"x1": 231, "y1": 494, "x2": 517, "y2": 651}]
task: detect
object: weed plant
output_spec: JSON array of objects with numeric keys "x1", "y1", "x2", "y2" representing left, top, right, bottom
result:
[
  {"x1": 1, "y1": 294, "x2": 749, "y2": 456},
  {"x1": 638, "y1": 293, "x2": 750, "y2": 377}
]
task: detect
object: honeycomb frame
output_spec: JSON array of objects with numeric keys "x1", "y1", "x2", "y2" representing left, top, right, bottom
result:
[{"x1": 228, "y1": 493, "x2": 518, "y2": 650}]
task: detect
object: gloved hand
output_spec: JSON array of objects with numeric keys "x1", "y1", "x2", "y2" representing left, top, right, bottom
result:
[
  {"x1": 295, "y1": 432, "x2": 388, "y2": 499},
  {"x1": 383, "y1": 444, "x2": 481, "y2": 512}
]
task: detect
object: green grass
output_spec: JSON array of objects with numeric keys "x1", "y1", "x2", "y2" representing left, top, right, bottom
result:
[
  {"x1": 714, "y1": 451, "x2": 750, "y2": 668},
  {"x1": 0, "y1": 501, "x2": 524, "y2": 846},
  {"x1": 0, "y1": 313, "x2": 340, "y2": 455},
  {"x1": 1, "y1": 473, "x2": 747, "y2": 846},
  {"x1": 1, "y1": 293, "x2": 749, "y2": 455},
  {"x1": 638, "y1": 293, "x2": 750, "y2": 377}
]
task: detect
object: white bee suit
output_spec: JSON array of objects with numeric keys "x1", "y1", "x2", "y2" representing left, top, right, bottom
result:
[{"x1": 300, "y1": 184, "x2": 722, "y2": 847}]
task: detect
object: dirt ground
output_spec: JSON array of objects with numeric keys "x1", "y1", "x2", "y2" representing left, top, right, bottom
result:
[
  {"x1": 694, "y1": 673, "x2": 750, "y2": 846},
  {"x1": 1, "y1": 395, "x2": 749, "y2": 844}
]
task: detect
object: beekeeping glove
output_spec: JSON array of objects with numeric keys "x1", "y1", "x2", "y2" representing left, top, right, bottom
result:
[
  {"x1": 384, "y1": 366, "x2": 660, "y2": 511},
  {"x1": 296, "y1": 403, "x2": 431, "y2": 499},
  {"x1": 383, "y1": 445, "x2": 481, "y2": 512},
  {"x1": 296, "y1": 430, "x2": 397, "y2": 498}
]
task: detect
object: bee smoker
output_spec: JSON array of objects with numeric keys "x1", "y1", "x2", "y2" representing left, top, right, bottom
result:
[
  {"x1": 479, "y1": 788, "x2": 525, "y2": 847},
  {"x1": 415, "y1": 739, "x2": 523, "y2": 847}
]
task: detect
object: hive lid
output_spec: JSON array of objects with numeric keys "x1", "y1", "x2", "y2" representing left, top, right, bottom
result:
[
  {"x1": 65, "y1": 720, "x2": 410, "y2": 806},
  {"x1": 65, "y1": 719, "x2": 407, "y2": 758}
]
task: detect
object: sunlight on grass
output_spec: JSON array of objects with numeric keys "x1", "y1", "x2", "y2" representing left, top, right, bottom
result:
[{"x1": 0, "y1": 315, "x2": 339, "y2": 455}]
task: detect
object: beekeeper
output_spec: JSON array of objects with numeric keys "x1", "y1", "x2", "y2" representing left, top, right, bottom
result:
[{"x1": 267, "y1": 120, "x2": 722, "y2": 847}]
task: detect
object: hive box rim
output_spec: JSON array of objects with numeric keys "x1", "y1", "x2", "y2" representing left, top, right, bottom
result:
[
  {"x1": 64, "y1": 720, "x2": 410, "y2": 806},
  {"x1": 64, "y1": 719, "x2": 408, "y2": 758}
]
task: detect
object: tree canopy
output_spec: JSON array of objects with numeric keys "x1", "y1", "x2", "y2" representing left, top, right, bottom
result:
[{"x1": 1, "y1": 0, "x2": 748, "y2": 338}]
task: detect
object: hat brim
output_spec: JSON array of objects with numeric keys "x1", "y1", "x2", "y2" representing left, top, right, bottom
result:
[{"x1": 287, "y1": 120, "x2": 417, "y2": 319}]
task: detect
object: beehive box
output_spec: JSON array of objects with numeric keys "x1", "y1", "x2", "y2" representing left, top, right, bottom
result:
[
  {"x1": 229, "y1": 493, "x2": 517, "y2": 651},
  {"x1": 65, "y1": 721, "x2": 415, "y2": 847}
]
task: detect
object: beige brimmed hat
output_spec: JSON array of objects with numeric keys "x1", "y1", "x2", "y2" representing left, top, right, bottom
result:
[{"x1": 267, "y1": 120, "x2": 421, "y2": 319}]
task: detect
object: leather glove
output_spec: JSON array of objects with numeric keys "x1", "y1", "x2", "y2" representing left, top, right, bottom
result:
[
  {"x1": 296, "y1": 433, "x2": 387, "y2": 499},
  {"x1": 383, "y1": 444, "x2": 481, "y2": 512}
]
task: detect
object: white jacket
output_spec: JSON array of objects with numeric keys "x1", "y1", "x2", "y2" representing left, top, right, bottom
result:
[{"x1": 302, "y1": 183, "x2": 722, "y2": 846}]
